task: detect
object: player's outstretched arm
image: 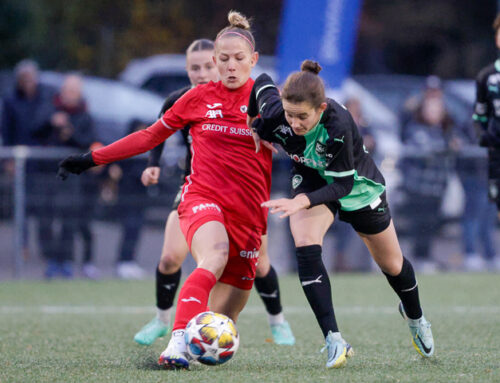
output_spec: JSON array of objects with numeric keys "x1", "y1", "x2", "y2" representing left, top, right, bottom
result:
[
  {"x1": 57, "y1": 118, "x2": 177, "y2": 180},
  {"x1": 57, "y1": 152, "x2": 96, "y2": 180}
]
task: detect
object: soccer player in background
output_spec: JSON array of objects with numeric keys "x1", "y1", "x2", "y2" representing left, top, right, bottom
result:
[
  {"x1": 134, "y1": 38, "x2": 294, "y2": 347},
  {"x1": 58, "y1": 11, "x2": 286, "y2": 370},
  {"x1": 473, "y1": 13, "x2": 500, "y2": 219},
  {"x1": 248, "y1": 60, "x2": 435, "y2": 368}
]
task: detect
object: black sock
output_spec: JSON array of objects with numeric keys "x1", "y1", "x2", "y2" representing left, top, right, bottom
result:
[
  {"x1": 156, "y1": 265, "x2": 181, "y2": 310},
  {"x1": 383, "y1": 257, "x2": 422, "y2": 319},
  {"x1": 254, "y1": 265, "x2": 282, "y2": 315},
  {"x1": 296, "y1": 245, "x2": 339, "y2": 337}
]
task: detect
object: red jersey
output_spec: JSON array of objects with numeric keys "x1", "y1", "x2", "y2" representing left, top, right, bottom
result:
[
  {"x1": 163, "y1": 79, "x2": 272, "y2": 230},
  {"x1": 92, "y1": 78, "x2": 272, "y2": 231}
]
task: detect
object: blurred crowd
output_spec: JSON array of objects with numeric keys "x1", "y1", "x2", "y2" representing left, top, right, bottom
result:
[{"x1": 1, "y1": 59, "x2": 499, "y2": 280}]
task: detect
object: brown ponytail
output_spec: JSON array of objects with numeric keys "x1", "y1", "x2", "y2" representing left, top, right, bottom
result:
[{"x1": 282, "y1": 60, "x2": 325, "y2": 108}]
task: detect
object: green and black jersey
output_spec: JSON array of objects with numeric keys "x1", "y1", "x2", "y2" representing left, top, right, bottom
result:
[{"x1": 248, "y1": 74, "x2": 385, "y2": 211}]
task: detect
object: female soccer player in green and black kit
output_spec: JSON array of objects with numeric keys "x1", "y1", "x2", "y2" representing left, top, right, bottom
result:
[
  {"x1": 474, "y1": 14, "x2": 500, "y2": 219},
  {"x1": 247, "y1": 60, "x2": 435, "y2": 369}
]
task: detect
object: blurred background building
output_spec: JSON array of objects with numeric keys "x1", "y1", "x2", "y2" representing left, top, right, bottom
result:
[{"x1": 1, "y1": 0, "x2": 499, "y2": 279}]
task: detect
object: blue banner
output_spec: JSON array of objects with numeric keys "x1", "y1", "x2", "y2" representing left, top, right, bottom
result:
[{"x1": 277, "y1": 0, "x2": 363, "y2": 88}]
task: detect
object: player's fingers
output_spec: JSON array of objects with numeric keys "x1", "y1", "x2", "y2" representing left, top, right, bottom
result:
[
  {"x1": 247, "y1": 115, "x2": 257, "y2": 129},
  {"x1": 150, "y1": 167, "x2": 161, "y2": 178},
  {"x1": 279, "y1": 212, "x2": 291, "y2": 219},
  {"x1": 262, "y1": 140, "x2": 278, "y2": 154},
  {"x1": 252, "y1": 131, "x2": 261, "y2": 153}
]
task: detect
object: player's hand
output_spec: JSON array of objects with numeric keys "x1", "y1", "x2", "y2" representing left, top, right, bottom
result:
[
  {"x1": 247, "y1": 116, "x2": 278, "y2": 154},
  {"x1": 141, "y1": 166, "x2": 161, "y2": 186},
  {"x1": 57, "y1": 152, "x2": 96, "y2": 180},
  {"x1": 261, "y1": 194, "x2": 311, "y2": 218}
]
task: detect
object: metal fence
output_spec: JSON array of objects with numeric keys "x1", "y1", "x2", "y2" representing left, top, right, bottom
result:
[{"x1": 0, "y1": 145, "x2": 497, "y2": 279}]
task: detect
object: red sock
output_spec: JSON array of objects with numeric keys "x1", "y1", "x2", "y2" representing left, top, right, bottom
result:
[{"x1": 172, "y1": 268, "x2": 217, "y2": 331}]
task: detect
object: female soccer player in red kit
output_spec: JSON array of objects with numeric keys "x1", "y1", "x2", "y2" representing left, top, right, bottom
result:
[{"x1": 58, "y1": 11, "x2": 274, "y2": 369}]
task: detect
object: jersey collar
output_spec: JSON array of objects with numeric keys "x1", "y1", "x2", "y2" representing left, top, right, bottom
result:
[
  {"x1": 495, "y1": 59, "x2": 500, "y2": 72},
  {"x1": 304, "y1": 112, "x2": 324, "y2": 138}
]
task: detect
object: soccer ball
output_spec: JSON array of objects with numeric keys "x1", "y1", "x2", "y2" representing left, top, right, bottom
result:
[{"x1": 185, "y1": 311, "x2": 239, "y2": 366}]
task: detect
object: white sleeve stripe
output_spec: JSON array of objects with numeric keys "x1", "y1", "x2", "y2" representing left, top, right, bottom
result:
[
  {"x1": 255, "y1": 84, "x2": 276, "y2": 99},
  {"x1": 324, "y1": 169, "x2": 355, "y2": 177},
  {"x1": 160, "y1": 117, "x2": 175, "y2": 130}
]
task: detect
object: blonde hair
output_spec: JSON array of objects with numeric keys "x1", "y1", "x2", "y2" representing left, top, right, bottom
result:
[
  {"x1": 186, "y1": 39, "x2": 214, "y2": 54},
  {"x1": 215, "y1": 10, "x2": 255, "y2": 51}
]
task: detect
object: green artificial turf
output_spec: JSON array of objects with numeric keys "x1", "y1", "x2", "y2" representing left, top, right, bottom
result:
[{"x1": 0, "y1": 273, "x2": 499, "y2": 382}]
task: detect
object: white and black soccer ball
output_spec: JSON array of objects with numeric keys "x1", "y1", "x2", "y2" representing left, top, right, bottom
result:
[{"x1": 185, "y1": 311, "x2": 239, "y2": 366}]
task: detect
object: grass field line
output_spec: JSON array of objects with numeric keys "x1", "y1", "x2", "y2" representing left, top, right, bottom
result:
[{"x1": 1, "y1": 305, "x2": 500, "y2": 315}]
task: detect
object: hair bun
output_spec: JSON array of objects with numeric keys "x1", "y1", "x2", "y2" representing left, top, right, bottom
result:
[
  {"x1": 228, "y1": 10, "x2": 251, "y2": 30},
  {"x1": 301, "y1": 60, "x2": 322, "y2": 75}
]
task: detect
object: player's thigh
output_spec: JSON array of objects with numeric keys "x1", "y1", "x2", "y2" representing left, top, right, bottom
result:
[
  {"x1": 209, "y1": 281, "x2": 252, "y2": 322},
  {"x1": 191, "y1": 220, "x2": 229, "y2": 278},
  {"x1": 159, "y1": 210, "x2": 189, "y2": 272},
  {"x1": 289, "y1": 204, "x2": 334, "y2": 247},
  {"x1": 255, "y1": 234, "x2": 270, "y2": 278},
  {"x1": 357, "y1": 220, "x2": 403, "y2": 275}
]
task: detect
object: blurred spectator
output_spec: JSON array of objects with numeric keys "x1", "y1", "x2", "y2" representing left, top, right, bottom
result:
[
  {"x1": 37, "y1": 74, "x2": 96, "y2": 278},
  {"x1": 330, "y1": 97, "x2": 376, "y2": 272},
  {"x1": 1, "y1": 60, "x2": 53, "y2": 146},
  {"x1": 400, "y1": 75, "x2": 443, "y2": 143},
  {"x1": 453, "y1": 123, "x2": 498, "y2": 271},
  {"x1": 399, "y1": 81, "x2": 454, "y2": 273},
  {"x1": 107, "y1": 119, "x2": 151, "y2": 279},
  {"x1": 1, "y1": 59, "x2": 54, "y2": 260}
]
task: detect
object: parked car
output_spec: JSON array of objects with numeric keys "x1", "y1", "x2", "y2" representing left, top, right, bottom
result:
[
  {"x1": 40, "y1": 71, "x2": 166, "y2": 144},
  {"x1": 119, "y1": 53, "x2": 278, "y2": 97}
]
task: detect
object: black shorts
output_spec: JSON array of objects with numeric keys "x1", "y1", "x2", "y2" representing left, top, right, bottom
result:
[
  {"x1": 172, "y1": 184, "x2": 183, "y2": 210},
  {"x1": 291, "y1": 168, "x2": 391, "y2": 235}
]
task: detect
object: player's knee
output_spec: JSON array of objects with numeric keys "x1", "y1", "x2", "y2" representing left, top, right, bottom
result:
[
  {"x1": 197, "y1": 243, "x2": 229, "y2": 276},
  {"x1": 159, "y1": 251, "x2": 184, "y2": 274}
]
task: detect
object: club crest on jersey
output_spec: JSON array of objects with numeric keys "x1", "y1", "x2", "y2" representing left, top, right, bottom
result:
[
  {"x1": 240, "y1": 105, "x2": 247, "y2": 113},
  {"x1": 315, "y1": 141, "x2": 326, "y2": 155},
  {"x1": 292, "y1": 174, "x2": 303, "y2": 189}
]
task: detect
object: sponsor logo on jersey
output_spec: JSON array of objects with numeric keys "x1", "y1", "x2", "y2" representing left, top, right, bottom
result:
[
  {"x1": 288, "y1": 153, "x2": 327, "y2": 168},
  {"x1": 315, "y1": 141, "x2": 326, "y2": 155},
  {"x1": 240, "y1": 248, "x2": 259, "y2": 259},
  {"x1": 333, "y1": 135, "x2": 344, "y2": 144},
  {"x1": 292, "y1": 174, "x2": 303, "y2": 189},
  {"x1": 240, "y1": 105, "x2": 248, "y2": 113},
  {"x1": 205, "y1": 109, "x2": 223, "y2": 119},
  {"x1": 192, "y1": 202, "x2": 221, "y2": 214},
  {"x1": 241, "y1": 276, "x2": 255, "y2": 281},
  {"x1": 274, "y1": 125, "x2": 293, "y2": 136},
  {"x1": 201, "y1": 124, "x2": 252, "y2": 136},
  {"x1": 206, "y1": 103, "x2": 222, "y2": 109}
]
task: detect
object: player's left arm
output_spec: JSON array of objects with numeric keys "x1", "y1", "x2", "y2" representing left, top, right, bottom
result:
[
  {"x1": 263, "y1": 116, "x2": 355, "y2": 218},
  {"x1": 304, "y1": 126, "x2": 355, "y2": 208}
]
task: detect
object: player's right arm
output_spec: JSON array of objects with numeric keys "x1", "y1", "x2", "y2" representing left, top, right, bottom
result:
[
  {"x1": 248, "y1": 74, "x2": 286, "y2": 152},
  {"x1": 473, "y1": 68, "x2": 491, "y2": 146},
  {"x1": 58, "y1": 87, "x2": 199, "y2": 180}
]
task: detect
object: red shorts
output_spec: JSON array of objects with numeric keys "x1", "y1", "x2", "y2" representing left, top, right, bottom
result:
[{"x1": 178, "y1": 197, "x2": 263, "y2": 290}]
